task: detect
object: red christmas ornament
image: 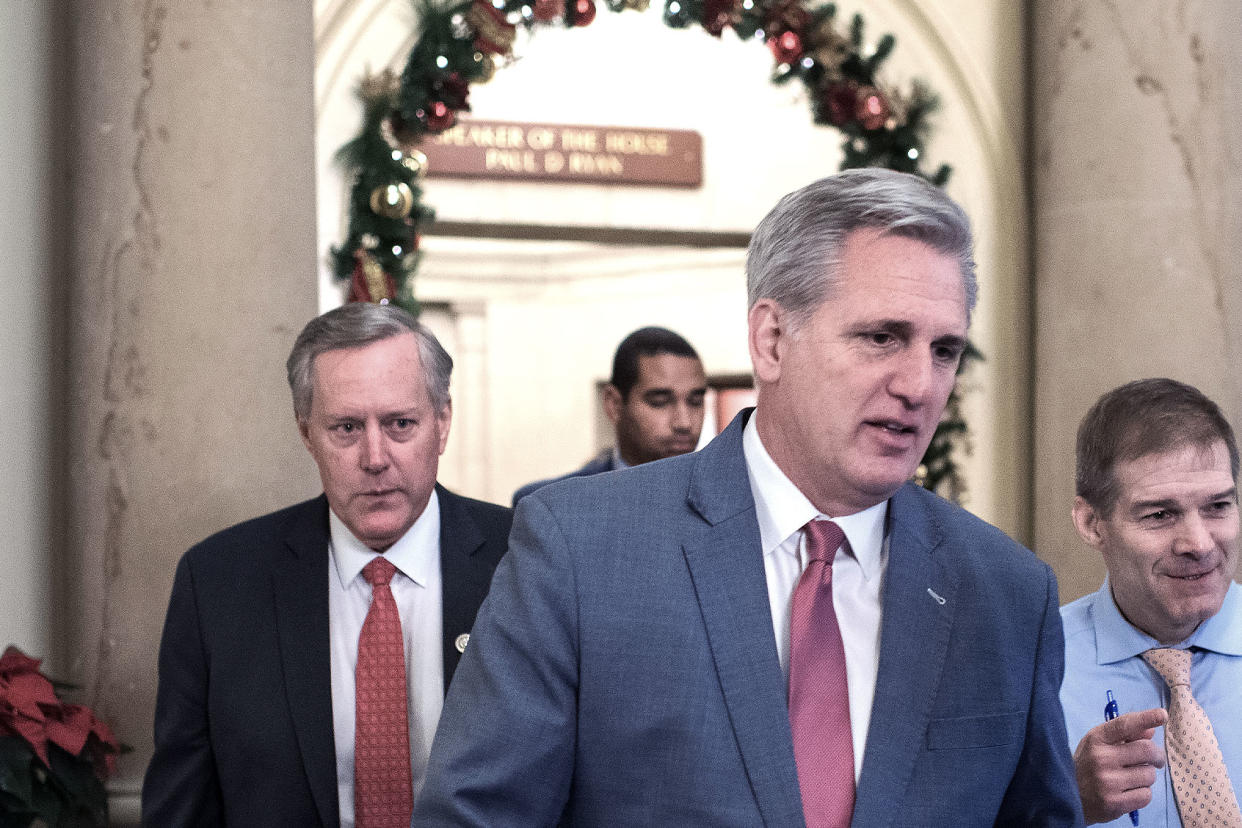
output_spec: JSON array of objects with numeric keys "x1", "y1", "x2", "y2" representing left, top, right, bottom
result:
[
  {"x1": 821, "y1": 81, "x2": 858, "y2": 127},
  {"x1": 768, "y1": 30, "x2": 803, "y2": 64},
  {"x1": 569, "y1": 0, "x2": 596, "y2": 26},
  {"x1": 426, "y1": 101, "x2": 456, "y2": 131},
  {"x1": 534, "y1": 0, "x2": 560, "y2": 21},
  {"x1": 431, "y1": 72, "x2": 471, "y2": 111},
  {"x1": 855, "y1": 85, "x2": 890, "y2": 130}
]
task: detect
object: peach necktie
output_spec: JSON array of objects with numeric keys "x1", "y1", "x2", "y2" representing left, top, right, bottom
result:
[
  {"x1": 1141, "y1": 648, "x2": 1242, "y2": 828},
  {"x1": 354, "y1": 556, "x2": 413, "y2": 828},
  {"x1": 788, "y1": 519, "x2": 854, "y2": 828}
]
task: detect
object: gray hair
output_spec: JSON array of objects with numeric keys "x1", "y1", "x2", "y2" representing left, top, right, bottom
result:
[
  {"x1": 286, "y1": 302, "x2": 453, "y2": 420},
  {"x1": 746, "y1": 168, "x2": 977, "y2": 328}
]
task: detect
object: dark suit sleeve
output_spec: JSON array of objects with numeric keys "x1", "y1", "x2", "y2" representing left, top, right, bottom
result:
[
  {"x1": 415, "y1": 495, "x2": 578, "y2": 825},
  {"x1": 996, "y1": 564, "x2": 1085, "y2": 826},
  {"x1": 141, "y1": 553, "x2": 224, "y2": 827}
]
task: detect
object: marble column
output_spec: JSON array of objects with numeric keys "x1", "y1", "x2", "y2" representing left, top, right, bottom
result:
[
  {"x1": 64, "y1": 3, "x2": 321, "y2": 820},
  {"x1": 1031, "y1": 2, "x2": 1242, "y2": 601}
]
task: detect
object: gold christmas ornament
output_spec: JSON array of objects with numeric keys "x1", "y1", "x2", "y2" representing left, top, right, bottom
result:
[
  {"x1": 402, "y1": 150, "x2": 428, "y2": 178},
  {"x1": 474, "y1": 52, "x2": 497, "y2": 83},
  {"x1": 466, "y1": 0, "x2": 518, "y2": 55},
  {"x1": 370, "y1": 182, "x2": 415, "y2": 219},
  {"x1": 360, "y1": 251, "x2": 394, "y2": 302}
]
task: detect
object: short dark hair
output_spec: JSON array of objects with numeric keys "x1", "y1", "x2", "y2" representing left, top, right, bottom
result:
[
  {"x1": 1076, "y1": 378, "x2": 1240, "y2": 514},
  {"x1": 609, "y1": 327, "x2": 701, "y2": 398},
  {"x1": 746, "y1": 168, "x2": 976, "y2": 329},
  {"x1": 286, "y1": 302, "x2": 453, "y2": 420}
]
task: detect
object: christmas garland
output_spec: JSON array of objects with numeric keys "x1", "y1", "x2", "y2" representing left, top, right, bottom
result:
[{"x1": 329, "y1": 0, "x2": 976, "y2": 496}]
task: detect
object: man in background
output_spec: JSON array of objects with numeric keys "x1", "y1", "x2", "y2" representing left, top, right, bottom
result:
[
  {"x1": 143, "y1": 302, "x2": 511, "y2": 827},
  {"x1": 416, "y1": 168, "x2": 1082, "y2": 825},
  {"x1": 1062, "y1": 378, "x2": 1241, "y2": 825},
  {"x1": 512, "y1": 325, "x2": 707, "y2": 505}
]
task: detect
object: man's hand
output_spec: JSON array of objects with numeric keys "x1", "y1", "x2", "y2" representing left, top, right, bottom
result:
[{"x1": 1074, "y1": 707, "x2": 1168, "y2": 824}]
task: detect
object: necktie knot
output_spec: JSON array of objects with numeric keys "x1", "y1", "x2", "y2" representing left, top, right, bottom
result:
[
  {"x1": 363, "y1": 556, "x2": 397, "y2": 588},
  {"x1": 1142, "y1": 647, "x2": 1192, "y2": 688},
  {"x1": 804, "y1": 519, "x2": 845, "y2": 566}
]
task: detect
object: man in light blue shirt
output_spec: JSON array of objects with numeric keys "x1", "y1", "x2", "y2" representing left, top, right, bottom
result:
[{"x1": 1061, "y1": 378, "x2": 1242, "y2": 826}]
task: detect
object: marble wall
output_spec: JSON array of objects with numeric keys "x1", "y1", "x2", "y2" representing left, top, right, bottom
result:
[
  {"x1": 1031, "y1": 1, "x2": 1242, "y2": 600},
  {"x1": 60, "y1": 3, "x2": 321, "y2": 819}
]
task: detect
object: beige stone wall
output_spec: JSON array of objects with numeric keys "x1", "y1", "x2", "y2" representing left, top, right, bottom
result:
[
  {"x1": 0, "y1": 0, "x2": 61, "y2": 665},
  {"x1": 61, "y1": 4, "x2": 320, "y2": 819},
  {"x1": 1031, "y1": 1, "x2": 1242, "y2": 601}
]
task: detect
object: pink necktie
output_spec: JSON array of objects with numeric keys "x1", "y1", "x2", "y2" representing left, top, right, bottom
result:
[
  {"x1": 355, "y1": 557, "x2": 413, "y2": 828},
  {"x1": 789, "y1": 519, "x2": 855, "y2": 828},
  {"x1": 1141, "y1": 648, "x2": 1242, "y2": 827}
]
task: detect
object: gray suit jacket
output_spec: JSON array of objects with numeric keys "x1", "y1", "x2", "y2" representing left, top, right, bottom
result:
[
  {"x1": 416, "y1": 412, "x2": 1083, "y2": 826},
  {"x1": 142, "y1": 486, "x2": 511, "y2": 828}
]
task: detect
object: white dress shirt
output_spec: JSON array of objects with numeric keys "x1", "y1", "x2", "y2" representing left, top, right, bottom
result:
[
  {"x1": 328, "y1": 491, "x2": 444, "y2": 828},
  {"x1": 742, "y1": 415, "x2": 889, "y2": 783}
]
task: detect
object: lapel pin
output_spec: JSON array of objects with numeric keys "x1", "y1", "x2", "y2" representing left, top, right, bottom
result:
[
  {"x1": 926, "y1": 588, "x2": 946, "y2": 605},
  {"x1": 454, "y1": 633, "x2": 470, "y2": 653}
]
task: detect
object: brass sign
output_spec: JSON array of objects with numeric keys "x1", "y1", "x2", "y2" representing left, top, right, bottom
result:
[{"x1": 421, "y1": 119, "x2": 703, "y2": 188}]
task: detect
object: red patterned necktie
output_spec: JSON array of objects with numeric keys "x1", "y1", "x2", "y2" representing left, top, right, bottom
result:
[
  {"x1": 789, "y1": 519, "x2": 854, "y2": 828},
  {"x1": 355, "y1": 556, "x2": 413, "y2": 828},
  {"x1": 1141, "y1": 648, "x2": 1242, "y2": 827}
]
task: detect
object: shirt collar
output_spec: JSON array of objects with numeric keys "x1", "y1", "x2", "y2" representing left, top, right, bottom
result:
[
  {"x1": 611, "y1": 446, "x2": 630, "y2": 470},
  {"x1": 1093, "y1": 578, "x2": 1242, "y2": 662},
  {"x1": 742, "y1": 414, "x2": 887, "y2": 581},
  {"x1": 1189, "y1": 581, "x2": 1242, "y2": 656},
  {"x1": 328, "y1": 489, "x2": 441, "y2": 588}
]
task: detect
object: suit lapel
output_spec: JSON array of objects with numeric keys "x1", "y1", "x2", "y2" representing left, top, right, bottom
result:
[
  {"x1": 851, "y1": 484, "x2": 959, "y2": 828},
  {"x1": 682, "y1": 413, "x2": 806, "y2": 827},
  {"x1": 272, "y1": 496, "x2": 339, "y2": 828},
  {"x1": 437, "y1": 485, "x2": 487, "y2": 692}
]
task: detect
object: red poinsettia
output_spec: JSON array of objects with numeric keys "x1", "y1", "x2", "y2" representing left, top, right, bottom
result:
[{"x1": 0, "y1": 646, "x2": 119, "y2": 778}]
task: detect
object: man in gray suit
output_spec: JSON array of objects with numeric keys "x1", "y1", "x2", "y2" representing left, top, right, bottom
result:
[
  {"x1": 415, "y1": 169, "x2": 1083, "y2": 826},
  {"x1": 512, "y1": 326, "x2": 707, "y2": 505}
]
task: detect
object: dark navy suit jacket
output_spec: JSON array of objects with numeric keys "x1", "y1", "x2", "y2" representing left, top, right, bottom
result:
[
  {"x1": 416, "y1": 412, "x2": 1084, "y2": 826},
  {"x1": 511, "y1": 451, "x2": 617, "y2": 507},
  {"x1": 142, "y1": 486, "x2": 511, "y2": 827}
]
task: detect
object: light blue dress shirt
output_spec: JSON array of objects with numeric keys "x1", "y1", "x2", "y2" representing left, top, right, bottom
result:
[{"x1": 1061, "y1": 580, "x2": 1242, "y2": 827}]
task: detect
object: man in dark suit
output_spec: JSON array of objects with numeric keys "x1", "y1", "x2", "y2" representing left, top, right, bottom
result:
[
  {"x1": 142, "y1": 303, "x2": 511, "y2": 827},
  {"x1": 415, "y1": 169, "x2": 1083, "y2": 826},
  {"x1": 512, "y1": 326, "x2": 707, "y2": 505}
]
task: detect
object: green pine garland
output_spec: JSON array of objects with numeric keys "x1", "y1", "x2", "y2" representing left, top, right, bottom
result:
[{"x1": 329, "y1": 0, "x2": 979, "y2": 498}]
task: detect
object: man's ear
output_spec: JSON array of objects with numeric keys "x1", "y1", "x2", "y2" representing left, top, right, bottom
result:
[
  {"x1": 436, "y1": 399, "x2": 453, "y2": 456},
  {"x1": 602, "y1": 384, "x2": 624, "y2": 425},
  {"x1": 748, "y1": 299, "x2": 786, "y2": 385},
  {"x1": 1072, "y1": 496, "x2": 1106, "y2": 550}
]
